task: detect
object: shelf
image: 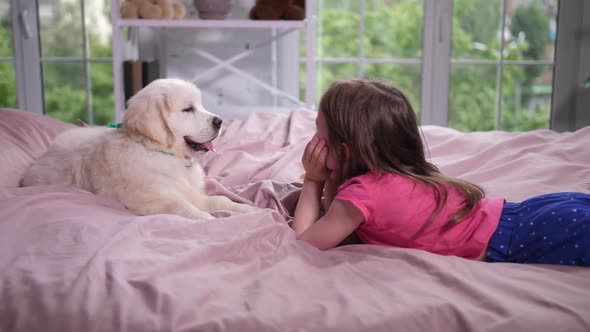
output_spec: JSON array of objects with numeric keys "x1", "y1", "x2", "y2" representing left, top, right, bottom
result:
[
  {"x1": 116, "y1": 18, "x2": 307, "y2": 29},
  {"x1": 110, "y1": 0, "x2": 317, "y2": 120}
]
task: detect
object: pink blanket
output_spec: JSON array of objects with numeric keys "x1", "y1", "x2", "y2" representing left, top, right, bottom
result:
[{"x1": 1, "y1": 109, "x2": 590, "y2": 331}]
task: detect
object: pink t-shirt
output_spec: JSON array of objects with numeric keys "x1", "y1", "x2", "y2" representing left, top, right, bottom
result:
[{"x1": 336, "y1": 172, "x2": 505, "y2": 259}]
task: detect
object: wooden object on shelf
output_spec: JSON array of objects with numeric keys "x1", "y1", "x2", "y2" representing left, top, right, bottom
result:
[
  {"x1": 123, "y1": 60, "x2": 160, "y2": 101},
  {"x1": 249, "y1": 0, "x2": 305, "y2": 20}
]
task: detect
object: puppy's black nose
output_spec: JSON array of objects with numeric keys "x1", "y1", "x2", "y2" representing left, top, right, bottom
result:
[{"x1": 212, "y1": 117, "x2": 222, "y2": 129}]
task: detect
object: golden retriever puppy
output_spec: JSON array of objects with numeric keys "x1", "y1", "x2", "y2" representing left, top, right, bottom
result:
[{"x1": 21, "y1": 78, "x2": 256, "y2": 220}]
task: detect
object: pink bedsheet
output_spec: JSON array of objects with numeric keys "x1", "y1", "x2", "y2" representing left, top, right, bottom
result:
[{"x1": 1, "y1": 110, "x2": 590, "y2": 332}]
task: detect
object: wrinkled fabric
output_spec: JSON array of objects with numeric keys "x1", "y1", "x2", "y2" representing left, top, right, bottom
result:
[{"x1": 1, "y1": 109, "x2": 590, "y2": 332}]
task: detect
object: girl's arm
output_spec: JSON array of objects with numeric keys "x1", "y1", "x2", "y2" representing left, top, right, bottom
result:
[
  {"x1": 292, "y1": 177, "x2": 324, "y2": 235},
  {"x1": 292, "y1": 135, "x2": 330, "y2": 235},
  {"x1": 298, "y1": 199, "x2": 364, "y2": 250}
]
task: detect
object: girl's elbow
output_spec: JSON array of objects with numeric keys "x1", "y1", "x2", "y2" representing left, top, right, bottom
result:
[
  {"x1": 292, "y1": 226, "x2": 307, "y2": 237},
  {"x1": 296, "y1": 235, "x2": 332, "y2": 250}
]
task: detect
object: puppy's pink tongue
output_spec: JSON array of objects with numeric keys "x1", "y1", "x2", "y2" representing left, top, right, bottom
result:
[{"x1": 203, "y1": 141, "x2": 215, "y2": 152}]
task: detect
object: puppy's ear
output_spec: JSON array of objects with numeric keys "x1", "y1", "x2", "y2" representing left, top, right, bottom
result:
[{"x1": 123, "y1": 93, "x2": 175, "y2": 148}]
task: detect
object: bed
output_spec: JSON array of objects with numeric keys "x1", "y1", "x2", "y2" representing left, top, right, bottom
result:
[{"x1": 1, "y1": 107, "x2": 590, "y2": 332}]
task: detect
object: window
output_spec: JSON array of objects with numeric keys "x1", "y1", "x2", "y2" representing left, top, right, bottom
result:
[
  {"x1": 40, "y1": 0, "x2": 114, "y2": 125},
  {"x1": 6, "y1": 0, "x2": 114, "y2": 125},
  {"x1": 314, "y1": 0, "x2": 558, "y2": 131},
  {"x1": 315, "y1": 0, "x2": 424, "y2": 117},
  {"x1": 449, "y1": 0, "x2": 558, "y2": 131},
  {"x1": 1, "y1": 0, "x2": 567, "y2": 131}
]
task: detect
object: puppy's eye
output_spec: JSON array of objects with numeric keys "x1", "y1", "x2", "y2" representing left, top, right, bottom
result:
[{"x1": 182, "y1": 106, "x2": 194, "y2": 113}]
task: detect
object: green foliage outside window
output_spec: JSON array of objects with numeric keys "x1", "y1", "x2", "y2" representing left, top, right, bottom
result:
[
  {"x1": 315, "y1": 0, "x2": 552, "y2": 132},
  {"x1": 41, "y1": 0, "x2": 114, "y2": 125},
  {"x1": 0, "y1": 20, "x2": 17, "y2": 108}
]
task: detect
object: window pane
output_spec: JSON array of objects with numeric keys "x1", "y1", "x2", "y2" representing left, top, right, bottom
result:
[
  {"x1": 87, "y1": 0, "x2": 112, "y2": 58},
  {"x1": 90, "y1": 62, "x2": 114, "y2": 125},
  {"x1": 452, "y1": 0, "x2": 502, "y2": 60},
  {"x1": 501, "y1": 65, "x2": 552, "y2": 131},
  {"x1": 43, "y1": 62, "x2": 86, "y2": 123},
  {"x1": 0, "y1": 62, "x2": 17, "y2": 108},
  {"x1": 364, "y1": 64, "x2": 422, "y2": 117},
  {"x1": 318, "y1": 1, "x2": 360, "y2": 58},
  {"x1": 316, "y1": 63, "x2": 358, "y2": 104},
  {"x1": 509, "y1": 0, "x2": 558, "y2": 62},
  {"x1": 365, "y1": 0, "x2": 423, "y2": 59},
  {"x1": 0, "y1": 2, "x2": 16, "y2": 108},
  {"x1": 449, "y1": 65, "x2": 497, "y2": 131},
  {"x1": 451, "y1": 0, "x2": 556, "y2": 132},
  {"x1": 0, "y1": 2, "x2": 13, "y2": 57},
  {"x1": 39, "y1": 0, "x2": 84, "y2": 57}
]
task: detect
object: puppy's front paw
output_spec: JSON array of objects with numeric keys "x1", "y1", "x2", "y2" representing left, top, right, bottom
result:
[
  {"x1": 200, "y1": 213, "x2": 215, "y2": 220},
  {"x1": 192, "y1": 211, "x2": 215, "y2": 221},
  {"x1": 234, "y1": 202, "x2": 259, "y2": 214}
]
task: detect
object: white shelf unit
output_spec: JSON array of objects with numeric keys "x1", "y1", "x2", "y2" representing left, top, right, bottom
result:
[{"x1": 110, "y1": 0, "x2": 317, "y2": 121}]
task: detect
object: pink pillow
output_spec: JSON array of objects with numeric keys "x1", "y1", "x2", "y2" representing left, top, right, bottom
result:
[{"x1": 0, "y1": 108, "x2": 74, "y2": 188}]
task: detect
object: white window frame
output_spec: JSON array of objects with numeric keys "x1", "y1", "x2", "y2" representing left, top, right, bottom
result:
[
  {"x1": 552, "y1": 0, "x2": 590, "y2": 131},
  {"x1": 11, "y1": 0, "x2": 43, "y2": 114},
  {"x1": 421, "y1": 0, "x2": 452, "y2": 127}
]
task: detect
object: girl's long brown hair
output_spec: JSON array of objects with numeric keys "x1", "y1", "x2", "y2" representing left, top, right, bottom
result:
[{"x1": 319, "y1": 79, "x2": 484, "y2": 233}]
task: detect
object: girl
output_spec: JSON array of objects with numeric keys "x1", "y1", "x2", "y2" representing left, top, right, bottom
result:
[{"x1": 292, "y1": 79, "x2": 590, "y2": 266}]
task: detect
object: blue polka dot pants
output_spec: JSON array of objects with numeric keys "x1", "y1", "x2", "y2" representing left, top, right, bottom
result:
[{"x1": 486, "y1": 192, "x2": 590, "y2": 266}]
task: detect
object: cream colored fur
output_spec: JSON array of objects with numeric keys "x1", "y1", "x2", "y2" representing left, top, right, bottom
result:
[{"x1": 21, "y1": 78, "x2": 256, "y2": 221}]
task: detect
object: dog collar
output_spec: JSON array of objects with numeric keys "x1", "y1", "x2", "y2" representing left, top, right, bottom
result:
[
  {"x1": 158, "y1": 150, "x2": 194, "y2": 168},
  {"x1": 107, "y1": 122, "x2": 122, "y2": 128}
]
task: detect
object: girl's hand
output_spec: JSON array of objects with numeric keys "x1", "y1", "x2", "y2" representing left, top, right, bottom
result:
[{"x1": 302, "y1": 135, "x2": 330, "y2": 183}]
